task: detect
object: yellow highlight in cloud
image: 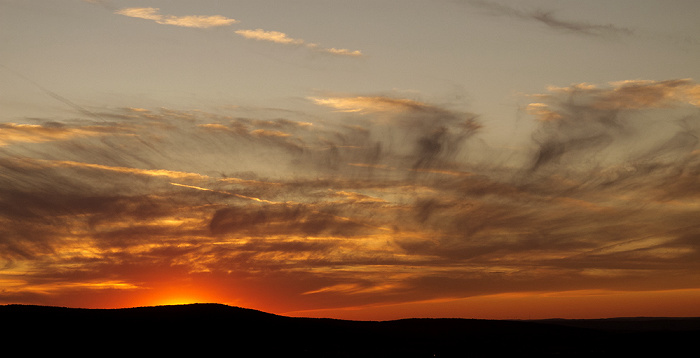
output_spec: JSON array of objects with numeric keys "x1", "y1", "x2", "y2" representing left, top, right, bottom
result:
[
  {"x1": 526, "y1": 103, "x2": 562, "y2": 121},
  {"x1": 0, "y1": 123, "x2": 102, "y2": 146},
  {"x1": 31, "y1": 159, "x2": 209, "y2": 180},
  {"x1": 250, "y1": 129, "x2": 292, "y2": 138},
  {"x1": 310, "y1": 96, "x2": 429, "y2": 113},
  {"x1": 1, "y1": 280, "x2": 139, "y2": 295},
  {"x1": 170, "y1": 182, "x2": 279, "y2": 204}
]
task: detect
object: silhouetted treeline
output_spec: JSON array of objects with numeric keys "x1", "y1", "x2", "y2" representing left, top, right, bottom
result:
[{"x1": 3, "y1": 303, "x2": 699, "y2": 357}]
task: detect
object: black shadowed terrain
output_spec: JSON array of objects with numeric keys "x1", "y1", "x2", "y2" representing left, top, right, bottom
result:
[{"x1": 2, "y1": 303, "x2": 699, "y2": 357}]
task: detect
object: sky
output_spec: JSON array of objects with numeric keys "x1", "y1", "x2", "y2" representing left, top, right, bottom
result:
[{"x1": 1, "y1": 0, "x2": 700, "y2": 320}]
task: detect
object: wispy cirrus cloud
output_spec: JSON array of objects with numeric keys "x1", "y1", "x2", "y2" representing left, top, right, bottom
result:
[
  {"x1": 310, "y1": 96, "x2": 435, "y2": 113},
  {"x1": 112, "y1": 6, "x2": 362, "y2": 56},
  {"x1": 527, "y1": 79, "x2": 700, "y2": 123},
  {"x1": 32, "y1": 159, "x2": 210, "y2": 180},
  {"x1": 115, "y1": 7, "x2": 238, "y2": 28},
  {"x1": 0, "y1": 123, "x2": 106, "y2": 146},
  {"x1": 3, "y1": 82, "x2": 699, "y2": 314},
  {"x1": 235, "y1": 29, "x2": 305, "y2": 45},
  {"x1": 235, "y1": 28, "x2": 363, "y2": 57},
  {"x1": 323, "y1": 48, "x2": 363, "y2": 57},
  {"x1": 464, "y1": 0, "x2": 633, "y2": 37},
  {"x1": 525, "y1": 79, "x2": 700, "y2": 174}
]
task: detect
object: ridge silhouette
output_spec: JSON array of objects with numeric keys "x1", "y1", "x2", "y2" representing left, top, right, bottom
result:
[{"x1": 3, "y1": 303, "x2": 698, "y2": 357}]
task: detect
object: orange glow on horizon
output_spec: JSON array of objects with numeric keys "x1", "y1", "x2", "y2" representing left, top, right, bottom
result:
[
  {"x1": 142, "y1": 289, "x2": 227, "y2": 308},
  {"x1": 117, "y1": 276, "x2": 241, "y2": 309},
  {"x1": 15, "y1": 283, "x2": 700, "y2": 321},
  {"x1": 151, "y1": 295, "x2": 213, "y2": 307},
  {"x1": 281, "y1": 288, "x2": 700, "y2": 321}
]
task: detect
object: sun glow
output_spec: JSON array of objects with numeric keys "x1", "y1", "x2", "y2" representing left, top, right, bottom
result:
[
  {"x1": 154, "y1": 295, "x2": 210, "y2": 306},
  {"x1": 137, "y1": 278, "x2": 235, "y2": 308},
  {"x1": 145, "y1": 285, "x2": 209, "y2": 306}
]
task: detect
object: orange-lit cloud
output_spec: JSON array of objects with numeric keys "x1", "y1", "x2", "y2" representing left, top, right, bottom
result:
[
  {"x1": 525, "y1": 103, "x2": 562, "y2": 122},
  {"x1": 34, "y1": 159, "x2": 209, "y2": 180},
  {"x1": 310, "y1": 96, "x2": 437, "y2": 113},
  {"x1": 112, "y1": 6, "x2": 361, "y2": 57},
  {"x1": 235, "y1": 29, "x2": 305, "y2": 45},
  {"x1": 250, "y1": 129, "x2": 292, "y2": 138},
  {"x1": 540, "y1": 79, "x2": 700, "y2": 111},
  {"x1": 0, "y1": 123, "x2": 106, "y2": 146},
  {"x1": 116, "y1": 7, "x2": 238, "y2": 28},
  {"x1": 529, "y1": 79, "x2": 700, "y2": 123},
  {"x1": 323, "y1": 48, "x2": 363, "y2": 57},
  {"x1": 235, "y1": 29, "x2": 363, "y2": 57},
  {"x1": 2, "y1": 83, "x2": 699, "y2": 318}
]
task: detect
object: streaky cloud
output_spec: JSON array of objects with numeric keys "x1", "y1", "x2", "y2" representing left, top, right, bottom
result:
[
  {"x1": 321, "y1": 48, "x2": 363, "y2": 57},
  {"x1": 235, "y1": 29, "x2": 305, "y2": 45},
  {"x1": 310, "y1": 96, "x2": 440, "y2": 113},
  {"x1": 2, "y1": 85, "x2": 699, "y2": 311},
  {"x1": 111, "y1": 8, "x2": 362, "y2": 56},
  {"x1": 115, "y1": 7, "x2": 238, "y2": 28},
  {"x1": 235, "y1": 28, "x2": 363, "y2": 57},
  {"x1": 464, "y1": 0, "x2": 633, "y2": 37},
  {"x1": 33, "y1": 159, "x2": 210, "y2": 180},
  {"x1": 0, "y1": 123, "x2": 106, "y2": 146}
]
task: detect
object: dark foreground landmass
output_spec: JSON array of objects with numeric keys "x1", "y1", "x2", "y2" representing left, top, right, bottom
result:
[{"x1": 2, "y1": 303, "x2": 699, "y2": 357}]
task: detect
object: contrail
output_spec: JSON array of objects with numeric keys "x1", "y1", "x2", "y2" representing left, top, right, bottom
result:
[{"x1": 170, "y1": 182, "x2": 280, "y2": 204}]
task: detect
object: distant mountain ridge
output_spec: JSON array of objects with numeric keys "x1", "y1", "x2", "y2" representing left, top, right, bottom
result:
[{"x1": 3, "y1": 303, "x2": 699, "y2": 357}]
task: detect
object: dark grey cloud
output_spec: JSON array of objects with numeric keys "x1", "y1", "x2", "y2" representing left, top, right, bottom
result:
[
  {"x1": 463, "y1": 0, "x2": 633, "y2": 37},
  {"x1": 209, "y1": 203, "x2": 374, "y2": 238}
]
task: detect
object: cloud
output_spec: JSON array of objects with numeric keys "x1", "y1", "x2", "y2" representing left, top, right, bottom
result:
[
  {"x1": 250, "y1": 129, "x2": 292, "y2": 138},
  {"x1": 209, "y1": 203, "x2": 373, "y2": 238},
  {"x1": 2, "y1": 86, "x2": 699, "y2": 313},
  {"x1": 235, "y1": 28, "x2": 363, "y2": 57},
  {"x1": 115, "y1": 7, "x2": 238, "y2": 28},
  {"x1": 590, "y1": 79, "x2": 700, "y2": 110},
  {"x1": 524, "y1": 79, "x2": 700, "y2": 173},
  {"x1": 235, "y1": 29, "x2": 305, "y2": 45},
  {"x1": 321, "y1": 48, "x2": 363, "y2": 57},
  {"x1": 310, "y1": 96, "x2": 439, "y2": 113},
  {"x1": 464, "y1": 0, "x2": 633, "y2": 37},
  {"x1": 0, "y1": 123, "x2": 105, "y2": 146},
  {"x1": 32, "y1": 159, "x2": 210, "y2": 180},
  {"x1": 111, "y1": 7, "x2": 362, "y2": 56},
  {"x1": 537, "y1": 79, "x2": 700, "y2": 112},
  {"x1": 310, "y1": 94, "x2": 481, "y2": 172}
]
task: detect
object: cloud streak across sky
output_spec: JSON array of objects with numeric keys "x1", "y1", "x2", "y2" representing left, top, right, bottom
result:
[
  {"x1": 2, "y1": 77, "x2": 700, "y2": 315},
  {"x1": 463, "y1": 0, "x2": 633, "y2": 37},
  {"x1": 2, "y1": 0, "x2": 700, "y2": 320},
  {"x1": 115, "y1": 7, "x2": 362, "y2": 56},
  {"x1": 235, "y1": 29, "x2": 363, "y2": 57},
  {"x1": 115, "y1": 7, "x2": 238, "y2": 28}
]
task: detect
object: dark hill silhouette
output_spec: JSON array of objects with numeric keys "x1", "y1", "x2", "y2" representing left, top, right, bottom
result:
[{"x1": 2, "y1": 303, "x2": 698, "y2": 357}]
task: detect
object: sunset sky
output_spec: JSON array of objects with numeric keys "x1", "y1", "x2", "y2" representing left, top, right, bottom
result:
[{"x1": 2, "y1": 0, "x2": 700, "y2": 320}]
